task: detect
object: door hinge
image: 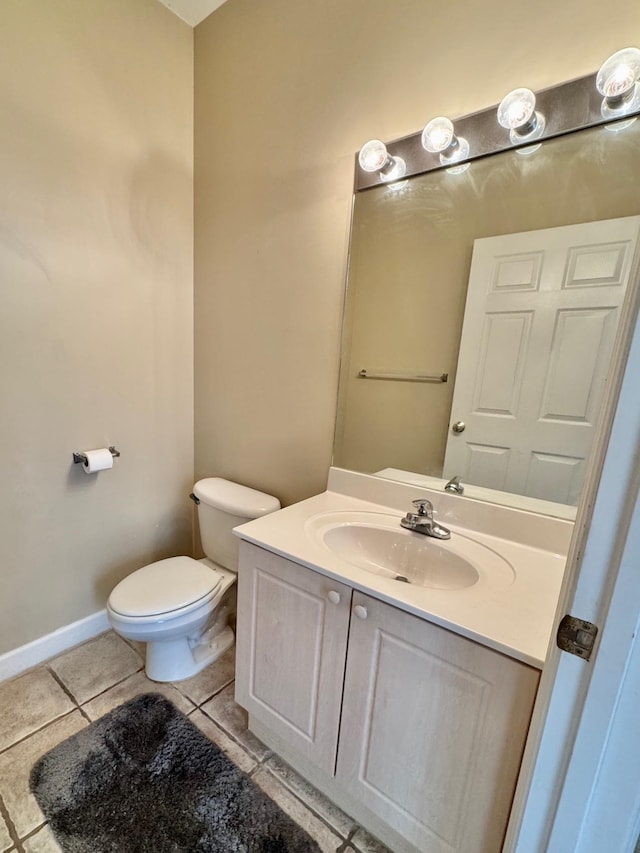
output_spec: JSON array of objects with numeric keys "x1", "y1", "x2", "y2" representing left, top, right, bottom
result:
[{"x1": 556, "y1": 615, "x2": 598, "y2": 661}]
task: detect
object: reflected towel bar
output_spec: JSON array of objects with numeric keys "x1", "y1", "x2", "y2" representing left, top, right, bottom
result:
[{"x1": 358, "y1": 369, "x2": 448, "y2": 384}]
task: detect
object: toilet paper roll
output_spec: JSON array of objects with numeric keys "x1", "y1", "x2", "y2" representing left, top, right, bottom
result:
[{"x1": 82, "y1": 448, "x2": 114, "y2": 475}]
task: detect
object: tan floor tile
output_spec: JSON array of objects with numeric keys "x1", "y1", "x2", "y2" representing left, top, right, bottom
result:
[
  {"x1": 252, "y1": 768, "x2": 343, "y2": 852},
  {"x1": 190, "y1": 710, "x2": 257, "y2": 774},
  {"x1": 173, "y1": 645, "x2": 236, "y2": 705},
  {"x1": 264, "y1": 754, "x2": 357, "y2": 838},
  {"x1": 201, "y1": 683, "x2": 269, "y2": 761},
  {"x1": 0, "y1": 812, "x2": 13, "y2": 852},
  {"x1": 122, "y1": 638, "x2": 146, "y2": 658},
  {"x1": 349, "y1": 827, "x2": 394, "y2": 853},
  {"x1": 22, "y1": 824, "x2": 62, "y2": 853},
  {"x1": 81, "y1": 671, "x2": 194, "y2": 721},
  {"x1": 0, "y1": 712, "x2": 87, "y2": 838},
  {"x1": 49, "y1": 632, "x2": 142, "y2": 703},
  {"x1": 0, "y1": 669, "x2": 74, "y2": 753}
]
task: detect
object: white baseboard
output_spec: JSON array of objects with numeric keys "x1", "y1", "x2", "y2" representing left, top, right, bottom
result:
[{"x1": 0, "y1": 609, "x2": 110, "y2": 683}]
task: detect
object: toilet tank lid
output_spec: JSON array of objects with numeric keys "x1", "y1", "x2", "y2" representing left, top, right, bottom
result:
[{"x1": 193, "y1": 478, "x2": 280, "y2": 518}]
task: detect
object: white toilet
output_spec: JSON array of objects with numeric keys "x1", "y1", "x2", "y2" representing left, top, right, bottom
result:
[{"x1": 107, "y1": 478, "x2": 280, "y2": 682}]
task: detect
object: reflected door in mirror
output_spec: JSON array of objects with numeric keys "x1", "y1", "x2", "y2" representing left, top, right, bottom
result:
[{"x1": 444, "y1": 216, "x2": 640, "y2": 503}]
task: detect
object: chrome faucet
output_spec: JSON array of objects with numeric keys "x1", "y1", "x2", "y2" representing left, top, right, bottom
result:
[
  {"x1": 445, "y1": 475, "x2": 464, "y2": 495},
  {"x1": 400, "y1": 499, "x2": 451, "y2": 540}
]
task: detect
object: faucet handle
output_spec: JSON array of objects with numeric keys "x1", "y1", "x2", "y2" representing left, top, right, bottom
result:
[{"x1": 411, "y1": 499, "x2": 433, "y2": 517}]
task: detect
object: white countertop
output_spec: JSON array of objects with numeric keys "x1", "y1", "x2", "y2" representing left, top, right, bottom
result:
[{"x1": 234, "y1": 488, "x2": 568, "y2": 669}]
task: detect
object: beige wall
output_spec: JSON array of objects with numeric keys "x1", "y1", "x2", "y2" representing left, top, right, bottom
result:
[
  {"x1": 194, "y1": 0, "x2": 640, "y2": 507},
  {"x1": 0, "y1": 0, "x2": 194, "y2": 654},
  {"x1": 4, "y1": 0, "x2": 638, "y2": 654}
]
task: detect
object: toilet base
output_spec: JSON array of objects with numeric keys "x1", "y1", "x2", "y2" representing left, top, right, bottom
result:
[{"x1": 145, "y1": 625, "x2": 235, "y2": 683}]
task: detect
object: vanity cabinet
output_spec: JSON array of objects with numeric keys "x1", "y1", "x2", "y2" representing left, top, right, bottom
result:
[{"x1": 235, "y1": 542, "x2": 540, "y2": 853}]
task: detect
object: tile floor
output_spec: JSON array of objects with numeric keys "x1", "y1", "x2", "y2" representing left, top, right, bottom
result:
[{"x1": 0, "y1": 631, "x2": 391, "y2": 853}]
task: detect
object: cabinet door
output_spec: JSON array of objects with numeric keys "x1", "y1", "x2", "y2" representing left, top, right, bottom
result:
[
  {"x1": 235, "y1": 542, "x2": 352, "y2": 774},
  {"x1": 337, "y1": 592, "x2": 539, "y2": 853}
]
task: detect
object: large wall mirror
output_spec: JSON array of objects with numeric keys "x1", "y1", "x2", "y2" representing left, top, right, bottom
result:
[{"x1": 333, "y1": 116, "x2": 640, "y2": 518}]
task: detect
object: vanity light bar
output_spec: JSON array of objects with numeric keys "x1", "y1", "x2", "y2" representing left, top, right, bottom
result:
[{"x1": 355, "y1": 47, "x2": 640, "y2": 191}]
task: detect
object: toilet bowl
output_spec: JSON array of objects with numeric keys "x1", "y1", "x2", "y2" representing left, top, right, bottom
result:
[{"x1": 107, "y1": 479, "x2": 280, "y2": 682}]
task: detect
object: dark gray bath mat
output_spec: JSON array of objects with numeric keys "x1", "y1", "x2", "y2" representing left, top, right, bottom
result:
[{"x1": 30, "y1": 693, "x2": 322, "y2": 852}]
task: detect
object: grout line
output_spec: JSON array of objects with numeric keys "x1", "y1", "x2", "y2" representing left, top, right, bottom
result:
[
  {"x1": 249, "y1": 762, "x2": 350, "y2": 850},
  {"x1": 174, "y1": 692, "x2": 197, "y2": 713},
  {"x1": 119, "y1": 637, "x2": 145, "y2": 660},
  {"x1": 0, "y1": 792, "x2": 22, "y2": 853},
  {"x1": 173, "y1": 676, "x2": 235, "y2": 711},
  {"x1": 46, "y1": 667, "x2": 94, "y2": 723},
  {"x1": 197, "y1": 705, "x2": 269, "y2": 765},
  {"x1": 0, "y1": 709, "x2": 78, "y2": 758},
  {"x1": 195, "y1": 712, "x2": 271, "y2": 774},
  {"x1": 71, "y1": 667, "x2": 145, "y2": 710},
  {"x1": 45, "y1": 667, "x2": 81, "y2": 709},
  {"x1": 18, "y1": 820, "x2": 48, "y2": 845},
  {"x1": 76, "y1": 706, "x2": 92, "y2": 724},
  {"x1": 337, "y1": 827, "x2": 361, "y2": 852},
  {"x1": 20, "y1": 821, "x2": 47, "y2": 837},
  {"x1": 260, "y1": 763, "x2": 353, "y2": 843}
]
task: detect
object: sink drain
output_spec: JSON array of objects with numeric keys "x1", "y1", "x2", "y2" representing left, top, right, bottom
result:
[{"x1": 395, "y1": 575, "x2": 410, "y2": 583}]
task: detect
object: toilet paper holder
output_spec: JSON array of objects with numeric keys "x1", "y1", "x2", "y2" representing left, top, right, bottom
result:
[{"x1": 73, "y1": 446, "x2": 120, "y2": 465}]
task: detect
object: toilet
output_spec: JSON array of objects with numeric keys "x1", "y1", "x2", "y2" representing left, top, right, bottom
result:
[{"x1": 107, "y1": 478, "x2": 280, "y2": 682}]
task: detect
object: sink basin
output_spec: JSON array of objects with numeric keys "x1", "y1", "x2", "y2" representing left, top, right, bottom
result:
[
  {"x1": 322, "y1": 524, "x2": 478, "y2": 589},
  {"x1": 306, "y1": 511, "x2": 514, "y2": 591}
]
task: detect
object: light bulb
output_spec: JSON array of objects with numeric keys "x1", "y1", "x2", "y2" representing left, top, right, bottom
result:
[
  {"x1": 422, "y1": 116, "x2": 470, "y2": 170},
  {"x1": 596, "y1": 47, "x2": 640, "y2": 119},
  {"x1": 497, "y1": 88, "x2": 536, "y2": 130},
  {"x1": 497, "y1": 88, "x2": 545, "y2": 144},
  {"x1": 358, "y1": 139, "x2": 390, "y2": 173},
  {"x1": 358, "y1": 139, "x2": 405, "y2": 182},
  {"x1": 597, "y1": 48, "x2": 640, "y2": 100},
  {"x1": 422, "y1": 117, "x2": 455, "y2": 153}
]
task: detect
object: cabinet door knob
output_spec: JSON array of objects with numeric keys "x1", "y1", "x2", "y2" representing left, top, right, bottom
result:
[
  {"x1": 354, "y1": 604, "x2": 368, "y2": 620},
  {"x1": 327, "y1": 590, "x2": 341, "y2": 605}
]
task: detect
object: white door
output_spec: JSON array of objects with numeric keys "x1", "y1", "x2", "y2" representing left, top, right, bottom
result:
[
  {"x1": 443, "y1": 217, "x2": 640, "y2": 504},
  {"x1": 505, "y1": 237, "x2": 640, "y2": 852}
]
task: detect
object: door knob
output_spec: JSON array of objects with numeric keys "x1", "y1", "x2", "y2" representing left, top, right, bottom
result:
[
  {"x1": 327, "y1": 590, "x2": 341, "y2": 605},
  {"x1": 451, "y1": 421, "x2": 466, "y2": 433},
  {"x1": 354, "y1": 605, "x2": 368, "y2": 620}
]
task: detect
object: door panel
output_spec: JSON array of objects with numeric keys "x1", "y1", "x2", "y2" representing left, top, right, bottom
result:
[
  {"x1": 337, "y1": 592, "x2": 539, "y2": 853},
  {"x1": 525, "y1": 451, "x2": 583, "y2": 504},
  {"x1": 235, "y1": 543, "x2": 351, "y2": 774},
  {"x1": 474, "y1": 312, "x2": 532, "y2": 415},
  {"x1": 251, "y1": 568, "x2": 325, "y2": 737},
  {"x1": 539, "y1": 307, "x2": 616, "y2": 423}
]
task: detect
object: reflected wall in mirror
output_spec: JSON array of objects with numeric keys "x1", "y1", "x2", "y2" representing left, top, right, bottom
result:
[{"x1": 333, "y1": 120, "x2": 640, "y2": 515}]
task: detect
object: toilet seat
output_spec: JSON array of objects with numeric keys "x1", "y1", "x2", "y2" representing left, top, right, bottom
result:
[{"x1": 108, "y1": 556, "x2": 224, "y2": 619}]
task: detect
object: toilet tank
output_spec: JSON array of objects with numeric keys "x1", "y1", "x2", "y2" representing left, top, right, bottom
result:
[{"x1": 192, "y1": 478, "x2": 280, "y2": 571}]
